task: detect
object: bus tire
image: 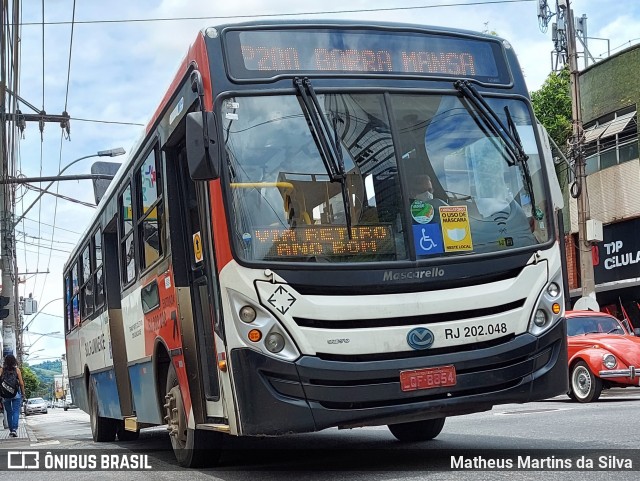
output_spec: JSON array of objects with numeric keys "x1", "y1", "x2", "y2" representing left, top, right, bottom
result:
[
  {"x1": 387, "y1": 417, "x2": 446, "y2": 442},
  {"x1": 165, "y1": 363, "x2": 222, "y2": 468},
  {"x1": 117, "y1": 422, "x2": 140, "y2": 441},
  {"x1": 89, "y1": 384, "x2": 118, "y2": 442}
]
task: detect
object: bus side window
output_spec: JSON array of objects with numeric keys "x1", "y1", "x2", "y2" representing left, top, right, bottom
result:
[
  {"x1": 119, "y1": 183, "x2": 136, "y2": 285},
  {"x1": 137, "y1": 148, "x2": 166, "y2": 271}
]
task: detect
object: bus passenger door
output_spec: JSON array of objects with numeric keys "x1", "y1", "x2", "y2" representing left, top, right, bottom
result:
[{"x1": 168, "y1": 142, "x2": 224, "y2": 423}]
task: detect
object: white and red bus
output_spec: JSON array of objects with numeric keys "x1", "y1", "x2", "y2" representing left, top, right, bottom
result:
[{"x1": 64, "y1": 21, "x2": 568, "y2": 467}]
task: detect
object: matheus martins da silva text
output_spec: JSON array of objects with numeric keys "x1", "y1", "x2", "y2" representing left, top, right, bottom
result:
[{"x1": 451, "y1": 455, "x2": 633, "y2": 470}]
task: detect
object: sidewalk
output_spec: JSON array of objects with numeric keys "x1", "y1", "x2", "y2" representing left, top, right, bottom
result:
[{"x1": 0, "y1": 413, "x2": 38, "y2": 448}]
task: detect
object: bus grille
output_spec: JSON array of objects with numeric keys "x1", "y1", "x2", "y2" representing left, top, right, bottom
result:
[{"x1": 293, "y1": 299, "x2": 525, "y2": 329}]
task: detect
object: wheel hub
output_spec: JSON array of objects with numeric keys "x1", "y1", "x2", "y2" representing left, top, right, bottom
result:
[{"x1": 164, "y1": 386, "x2": 187, "y2": 446}]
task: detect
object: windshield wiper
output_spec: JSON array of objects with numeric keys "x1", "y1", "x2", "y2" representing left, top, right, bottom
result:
[
  {"x1": 454, "y1": 80, "x2": 543, "y2": 220},
  {"x1": 293, "y1": 77, "x2": 353, "y2": 237}
]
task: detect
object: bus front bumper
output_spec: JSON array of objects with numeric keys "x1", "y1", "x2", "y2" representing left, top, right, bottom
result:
[{"x1": 230, "y1": 319, "x2": 567, "y2": 436}]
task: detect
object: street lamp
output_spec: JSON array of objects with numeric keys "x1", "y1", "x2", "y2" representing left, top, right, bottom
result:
[
  {"x1": 23, "y1": 348, "x2": 45, "y2": 360},
  {"x1": 22, "y1": 297, "x2": 63, "y2": 332},
  {"x1": 24, "y1": 331, "x2": 61, "y2": 350},
  {"x1": 13, "y1": 147, "x2": 126, "y2": 227}
]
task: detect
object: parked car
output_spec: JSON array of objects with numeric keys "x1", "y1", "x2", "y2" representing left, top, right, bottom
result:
[
  {"x1": 566, "y1": 310, "x2": 640, "y2": 403},
  {"x1": 63, "y1": 394, "x2": 77, "y2": 411},
  {"x1": 24, "y1": 397, "x2": 48, "y2": 415}
]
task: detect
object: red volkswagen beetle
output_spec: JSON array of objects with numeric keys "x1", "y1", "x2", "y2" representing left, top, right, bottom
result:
[{"x1": 566, "y1": 310, "x2": 640, "y2": 402}]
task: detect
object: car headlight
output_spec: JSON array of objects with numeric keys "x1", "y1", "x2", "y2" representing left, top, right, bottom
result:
[{"x1": 603, "y1": 354, "x2": 617, "y2": 369}]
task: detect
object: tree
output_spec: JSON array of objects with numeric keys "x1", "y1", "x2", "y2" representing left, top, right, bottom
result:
[
  {"x1": 530, "y1": 67, "x2": 572, "y2": 153},
  {"x1": 20, "y1": 365, "x2": 41, "y2": 399}
]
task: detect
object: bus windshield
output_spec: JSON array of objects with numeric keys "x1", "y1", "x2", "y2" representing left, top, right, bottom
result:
[{"x1": 223, "y1": 92, "x2": 550, "y2": 263}]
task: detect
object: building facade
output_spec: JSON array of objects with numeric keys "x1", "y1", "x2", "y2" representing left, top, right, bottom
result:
[{"x1": 566, "y1": 44, "x2": 640, "y2": 322}]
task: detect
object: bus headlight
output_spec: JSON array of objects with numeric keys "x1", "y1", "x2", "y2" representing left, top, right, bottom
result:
[
  {"x1": 239, "y1": 306, "x2": 257, "y2": 323},
  {"x1": 603, "y1": 354, "x2": 617, "y2": 369},
  {"x1": 547, "y1": 282, "x2": 560, "y2": 297},
  {"x1": 265, "y1": 332, "x2": 286, "y2": 353},
  {"x1": 534, "y1": 309, "x2": 547, "y2": 327},
  {"x1": 528, "y1": 271, "x2": 564, "y2": 336},
  {"x1": 227, "y1": 288, "x2": 300, "y2": 361}
]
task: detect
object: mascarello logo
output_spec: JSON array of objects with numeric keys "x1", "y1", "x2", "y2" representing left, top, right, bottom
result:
[{"x1": 406, "y1": 327, "x2": 435, "y2": 350}]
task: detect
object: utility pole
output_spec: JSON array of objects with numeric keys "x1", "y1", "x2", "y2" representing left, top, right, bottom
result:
[{"x1": 561, "y1": 0, "x2": 597, "y2": 306}]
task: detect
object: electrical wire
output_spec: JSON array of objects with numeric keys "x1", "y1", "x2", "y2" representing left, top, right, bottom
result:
[
  {"x1": 37, "y1": 0, "x2": 77, "y2": 305},
  {"x1": 18, "y1": 1, "x2": 537, "y2": 26},
  {"x1": 25, "y1": 183, "x2": 96, "y2": 208}
]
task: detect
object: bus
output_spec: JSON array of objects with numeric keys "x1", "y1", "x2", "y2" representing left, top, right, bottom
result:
[{"x1": 63, "y1": 20, "x2": 568, "y2": 467}]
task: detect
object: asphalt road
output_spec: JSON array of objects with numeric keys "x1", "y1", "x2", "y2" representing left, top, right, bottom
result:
[{"x1": 8, "y1": 389, "x2": 640, "y2": 480}]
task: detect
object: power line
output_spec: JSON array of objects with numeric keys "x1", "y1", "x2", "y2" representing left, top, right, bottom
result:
[
  {"x1": 20, "y1": 216, "x2": 81, "y2": 234},
  {"x1": 70, "y1": 116, "x2": 144, "y2": 127},
  {"x1": 18, "y1": 1, "x2": 536, "y2": 26}
]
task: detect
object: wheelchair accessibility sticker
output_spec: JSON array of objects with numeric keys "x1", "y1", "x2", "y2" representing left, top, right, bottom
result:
[{"x1": 413, "y1": 224, "x2": 444, "y2": 255}]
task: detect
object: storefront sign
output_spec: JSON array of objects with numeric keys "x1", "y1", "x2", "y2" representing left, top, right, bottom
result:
[{"x1": 593, "y1": 218, "x2": 640, "y2": 284}]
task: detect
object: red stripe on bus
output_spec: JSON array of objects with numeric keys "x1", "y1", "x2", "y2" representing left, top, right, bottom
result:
[{"x1": 146, "y1": 32, "x2": 213, "y2": 135}]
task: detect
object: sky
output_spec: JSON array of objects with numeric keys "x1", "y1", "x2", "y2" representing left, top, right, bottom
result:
[{"x1": 11, "y1": 0, "x2": 640, "y2": 365}]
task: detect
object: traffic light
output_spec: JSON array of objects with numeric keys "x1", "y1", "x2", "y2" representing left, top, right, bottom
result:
[{"x1": 0, "y1": 296, "x2": 10, "y2": 319}]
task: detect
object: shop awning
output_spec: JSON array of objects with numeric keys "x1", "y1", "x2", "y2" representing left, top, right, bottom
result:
[
  {"x1": 583, "y1": 124, "x2": 608, "y2": 143},
  {"x1": 583, "y1": 111, "x2": 637, "y2": 143},
  {"x1": 600, "y1": 111, "x2": 637, "y2": 139}
]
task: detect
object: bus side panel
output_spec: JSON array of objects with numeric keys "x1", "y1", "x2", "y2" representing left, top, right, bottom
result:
[
  {"x1": 122, "y1": 287, "x2": 164, "y2": 423},
  {"x1": 128, "y1": 360, "x2": 163, "y2": 424},
  {"x1": 79, "y1": 312, "x2": 110, "y2": 373},
  {"x1": 65, "y1": 331, "x2": 84, "y2": 411},
  {"x1": 107, "y1": 308, "x2": 134, "y2": 417},
  {"x1": 91, "y1": 369, "x2": 122, "y2": 419}
]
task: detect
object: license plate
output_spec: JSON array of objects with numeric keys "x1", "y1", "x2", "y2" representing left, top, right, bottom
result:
[{"x1": 400, "y1": 365, "x2": 457, "y2": 392}]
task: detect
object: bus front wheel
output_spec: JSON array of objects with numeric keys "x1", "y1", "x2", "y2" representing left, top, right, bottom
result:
[
  {"x1": 164, "y1": 363, "x2": 222, "y2": 468},
  {"x1": 387, "y1": 417, "x2": 446, "y2": 442}
]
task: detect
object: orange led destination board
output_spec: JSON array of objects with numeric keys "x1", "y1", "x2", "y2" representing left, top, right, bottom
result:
[
  {"x1": 251, "y1": 225, "x2": 395, "y2": 259},
  {"x1": 224, "y1": 28, "x2": 509, "y2": 84}
]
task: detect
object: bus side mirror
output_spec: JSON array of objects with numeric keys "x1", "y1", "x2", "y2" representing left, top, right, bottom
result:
[{"x1": 186, "y1": 111, "x2": 220, "y2": 180}]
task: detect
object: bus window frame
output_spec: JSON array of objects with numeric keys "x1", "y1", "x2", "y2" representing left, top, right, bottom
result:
[
  {"x1": 92, "y1": 228, "x2": 105, "y2": 313},
  {"x1": 79, "y1": 242, "x2": 93, "y2": 320},
  {"x1": 119, "y1": 180, "x2": 137, "y2": 288},
  {"x1": 135, "y1": 143, "x2": 167, "y2": 275}
]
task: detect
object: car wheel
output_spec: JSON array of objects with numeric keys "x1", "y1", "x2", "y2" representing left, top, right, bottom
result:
[
  {"x1": 570, "y1": 360, "x2": 603, "y2": 403},
  {"x1": 387, "y1": 417, "x2": 446, "y2": 442}
]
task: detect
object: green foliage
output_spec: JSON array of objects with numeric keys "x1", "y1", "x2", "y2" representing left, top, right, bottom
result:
[
  {"x1": 531, "y1": 68, "x2": 572, "y2": 153},
  {"x1": 20, "y1": 365, "x2": 41, "y2": 399},
  {"x1": 31, "y1": 359, "x2": 62, "y2": 373}
]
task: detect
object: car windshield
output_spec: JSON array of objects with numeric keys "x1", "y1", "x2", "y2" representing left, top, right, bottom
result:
[
  {"x1": 567, "y1": 315, "x2": 626, "y2": 336},
  {"x1": 223, "y1": 93, "x2": 551, "y2": 264},
  {"x1": 28, "y1": 398, "x2": 44, "y2": 404}
]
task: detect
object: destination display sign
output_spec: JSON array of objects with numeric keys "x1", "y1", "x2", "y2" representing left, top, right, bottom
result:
[
  {"x1": 224, "y1": 28, "x2": 509, "y2": 83},
  {"x1": 251, "y1": 225, "x2": 395, "y2": 259}
]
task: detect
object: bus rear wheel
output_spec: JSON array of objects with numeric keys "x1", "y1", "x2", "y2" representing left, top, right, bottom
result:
[
  {"x1": 387, "y1": 417, "x2": 446, "y2": 442},
  {"x1": 89, "y1": 384, "x2": 118, "y2": 442},
  {"x1": 164, "y1": 363, "x2": 222, "y2": 468}
]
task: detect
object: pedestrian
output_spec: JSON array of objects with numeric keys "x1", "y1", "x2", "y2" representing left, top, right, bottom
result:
[{"x1": 0, "y1": 354, "x2": 26, "y2": 437}]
